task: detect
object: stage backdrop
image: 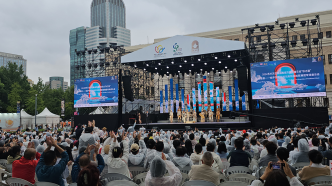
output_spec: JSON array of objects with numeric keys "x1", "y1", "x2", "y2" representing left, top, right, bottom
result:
[
  {"x1": 251, "y1": 56, "x2": 326, "y2": 99},
  {"x1": 74, "y1": 76, "x2": 118, "y2": 108}
]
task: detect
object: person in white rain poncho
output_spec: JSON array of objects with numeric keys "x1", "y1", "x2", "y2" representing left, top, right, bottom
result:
[
  {"x1": 78, "y1": 127, "x2": 97, "y2": 160},
  {"x1": 292, "y1": 139, "x2": 310, "y2": 164},
  {"x1": 282, "y1": 136, "x2": 291, "y2": 148},
  {"x1": 107, "y1": 131, "x2": 131, "y2": 178},
  {"x1": 171, "y1": 146, "x2": 193, "y2": 168},
  {"x1": 145, "y1": 155, "x2": 182, "y2": 186},
  {"x1": 128, "y1": 132, "x2": 147, "y2": 167}
]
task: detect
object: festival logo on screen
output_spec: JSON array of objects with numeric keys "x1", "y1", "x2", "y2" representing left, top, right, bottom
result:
[
  {"x1": 192, "y1": 40, "x2": 199, "y2": 53},
  {"x1": 154, "y1": 45, "x2": 166, "y2": 58},
  {"x1": 173, "y1": 43, "x2": 183, "y2": 56},
  {"x1": 251, "y1": 57, "x2": 326, "y2": 99}
]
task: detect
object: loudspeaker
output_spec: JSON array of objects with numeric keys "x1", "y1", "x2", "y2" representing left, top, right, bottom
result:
[
  {"x1": 237, "y1": 66, "x2": 248, "y2": 97},
  {"x1": 123, "y1": 76, "x2": 133, "y2": 101}
]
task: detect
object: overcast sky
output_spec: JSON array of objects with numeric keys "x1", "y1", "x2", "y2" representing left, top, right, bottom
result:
[{"x1": 0, "y1": 0, "x2": 332, "y2": 85}]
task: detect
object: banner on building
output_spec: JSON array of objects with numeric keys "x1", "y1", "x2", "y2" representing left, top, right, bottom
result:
[
  {"x1": 216, "y1": 87, "x2": 220, "y2": 109},
  {"x1": 170, "y1": 79, "x2": 174, "y2": 112},
  {"x1": 234, "y1": 79, "x2": 239, "y2": 111},
  {"x1": 198, "y1": 82, "x2": 202, "y2": 112},
  {"x1": 61, "y1": 99, "x2": 65, "y2": 116},
  {"x1": 187, "y1": 94, "x2": 190, "y2": 111},
  {"x1": 209, "y1": 81, "x2": 214, "y2": 111},
  {"x1": 160, "y1": 91, "x2": 163, "y2": 113},
  {"x1": 203, "y1": 76, "x2": 208, "y2": 110},
  {"x1": 228, "y1": 86, "x2": 233, "y2": 111},
  {"x1": 165, "y1": 84, "x2": 168, "y2": 113},
  {"x1": 181, "y1": 89, "x2": 185, "y2": 111},
  {"x1": 176, "y1": 84, "x2": 179, "y2": 111},
  {"x1": 242, "y1": 94, "x2": 246, "y2": 111},
  {"x1": 222, "y1": 92, "x2": 226, "y2": 111},
  {"x1": 192, "y1": 88, "x2": 196, "y2": 111}
]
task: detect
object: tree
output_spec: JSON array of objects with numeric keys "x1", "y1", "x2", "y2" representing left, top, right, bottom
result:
[
  {"x1": 0, "y1": 79, "x2": 5, "y2": 112},
  {"x1": 25, "y1": 88, "x2": 45, "y2": 116},
  {"x1": 64, "y1": 85, "x2": 75, "y2": 120},
  {"x1": 7, "y1": 83, "x2": 22, "y2": 113}
]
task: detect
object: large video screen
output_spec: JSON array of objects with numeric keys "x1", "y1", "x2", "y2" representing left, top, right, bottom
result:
[
  {"x1": 74, "y1": 76, "x2": 118, "y2": 108},
  {"x1": 251, "y1": 56, "x2": 326, "y2": 99},
  {"x1": 0, "y1": 113, "x2": 20, "y2": 131}
]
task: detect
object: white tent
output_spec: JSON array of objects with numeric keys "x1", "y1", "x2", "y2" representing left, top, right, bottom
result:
[
  {"x1": 20, "y1": 109, "x2": 33, "y2": 129},
  {"x1": 32, "y1": 108, "x2": 60, "y2": 127}
]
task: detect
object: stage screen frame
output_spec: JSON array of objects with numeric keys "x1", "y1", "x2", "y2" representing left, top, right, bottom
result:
[
  {"x1": 250, "y1": 56, "x2": 326, "y2": 99},
  {"x1": 74, "y1": 76, "x2": 118, "y2": 108}
]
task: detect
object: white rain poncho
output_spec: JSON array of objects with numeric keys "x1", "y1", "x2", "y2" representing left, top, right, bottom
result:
[
  {"x1": 31, "y1": 139, "x2": 39, "y2": 149},
  {"x1": 268, "y1": 136, "x2": 278, "y2": 146},
  {"x1": 209, "y1": 139, "x2": 218, "y2": 153},
  {"x1": 226, "y1": 137, "x2": 236, "y2": 152},
  {"x1": 128, "y1": 140, "x2": 147, "y2": 167},
  {"x1": 171, "y1": 156, "x2": 193, "y2": 168},
  {"x1": 282, "y1": 136, "x2": 291, "y2": 148},
  {"x1": 107, "y1": 139, "x2": 131, "y2": 178},
  {"x1": 145, "y1": 158, "x2": 182, "y2": 186},
  {"x1": 292, "y1": 139, "x2": 310, "y2": 164}
]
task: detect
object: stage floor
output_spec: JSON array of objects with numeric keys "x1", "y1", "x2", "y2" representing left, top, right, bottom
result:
[{"x1": 136, "y1": 120, "x2": 251, "y2": 130}]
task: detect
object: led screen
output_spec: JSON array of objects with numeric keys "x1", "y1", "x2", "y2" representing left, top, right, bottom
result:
[
  {"x1": 74, "y1": 76, "x2": 118, "y2": 108},
  {"x1": 251, "y1": 56, "x2": 326, "y2": 99}
]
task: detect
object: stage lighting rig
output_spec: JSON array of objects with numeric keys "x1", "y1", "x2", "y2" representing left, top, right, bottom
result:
[
  {"x1": 313, "y1": 38, "x2": 319, "y2": 45},
  {"x1": 291, "y1": 40, "x2": 297, "y2": 47},
  {"x1": 302, "y1": 39, "x2": 308, "y2": 46},
  {"x1": 300, "y1": 20, "x2": 306, "y2": 27},
  {"x1": 268, "y1": 25, "x2": 274, "y2": 31},
  {"x1": 249, "y1": 28, "x2": 255, "y2": 34},
  {"x1": 280, "y1": 23, "x2": 286, "y2": 29},
  {"x1": 289, "y1": 22, "x2": 295, "y2": 28},
  {"x1": 311, "y1": 19, "x2": 317, "y2": 25},
  {"x1": 260, "y1": 26, "x2": 266, "y2": 32}
]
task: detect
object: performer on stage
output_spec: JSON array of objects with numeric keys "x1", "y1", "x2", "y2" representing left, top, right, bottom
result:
[
  {"x1": 186, "y1": 109, "x2": 191, "y2": 122},
  {"x1": 138, "y1": 112, "x2": 142, "y2": 124},
  {"x1": 208, "y1": 108, "x2": 214, "y2": 122},
  {"x1": 177, "y1": 107, "x2": 182, "y2": 121},
  {"x1": 199, "y1": 111, "x2": 205, "y2": 122},
  {"x1": 182, "y1": 108, "x2": 186, "y2": 123},
  {"x1": 216, "y1": 106, "x2": 221, "y2": 122},
  {"x1": 193, "y1": 110, "x2": 197, "y2": 123},
  {"x1": 169, "y1": 110, "x2": 173, "y2": 123}
]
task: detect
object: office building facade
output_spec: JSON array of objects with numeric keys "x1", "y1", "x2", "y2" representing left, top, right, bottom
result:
[
  {"x1": 46, "y1": 76, "x2": 68, "y2": 91},
  {"x1": 0, "y1": 52, "x2": 27, "y2": 75},
  {"x1": 69, "y1": 27, "x2": 86, "y2": 85}
]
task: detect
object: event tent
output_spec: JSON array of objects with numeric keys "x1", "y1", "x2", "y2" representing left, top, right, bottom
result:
[
  {"x1": 20, "y1": 109, "x2": 33, "y2": 129},
  {"x1": 32, "y1": 108, "x2": 60, "y2": 127}
]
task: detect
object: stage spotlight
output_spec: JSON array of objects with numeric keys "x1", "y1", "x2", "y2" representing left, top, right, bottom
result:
[
  {"x1": 262, "y1": 43, "x2": 268, "y2": 48},
  {"x1": 134, "y1": 64, "x2": 137, "y2": 67},
  {"x1": 275, "y1": 20, "x2": 279, "y2": 25},
  {"x1": 224, "y1": 68, "x2": 227, "y2": 73},
  {"x1": 315, "y1": 15, "x2": 319, "y2": 19},
  {"x1": 260, "y1": 26, "x2": 266, "y2": 32},
  {"x1": 167, "y1": 66, "x2": 169, "y2": 68},
  {"x1": 230, "y1": 70, "x2": 232, "y2": 73},
  {"x1": 313, "y1": 38, "x2": 319, "y2": 45},
  {"x1": 189, "y1": 70, "x2": 191, "y2": 72},
  {"x1": 234, "y1": 59, "x2": 238, "y2": 62},
  {"x1": 219, "y1": 72, "x2": 221, "y2": 74},
  {"x1": 227, "y1": 55, "x2": 231, "y2": 58},
  {"x1": 158, "y1": 63, "x2": 161, "y2": 65},
  {"x1": 178, "y1": 71, "x2": 180, "y2": 73},
  {"x1": 171, "y1": 61, "x2": 174, "y2": 64},
  {"x1": 105, "y1": 62, "x2": 110, "y2": 67},
  {"x1": 93, "y1": 49, "x2": 98, "y2": 54},
  {"x1": 212, "y1": 68, "x2": 214, "y2": 70},
  {"x1": 311, "y1": 19, "x2": 317, "y2": 25},
  {"x1": 255, "y1": 23, "x2": 259, "y2": 27},
  {"x1": 93, "y1": 63, "x2": 98, "y2": 68},
  {"x1": 200, "y1": 69, "x2": 203, "y2": 71},
  {"x1": 249, "y1": 28, "x2": 255, "y2": 34},
  {"x1": 198, "y1": 59, "x2": 201, "y2": 61},
  {"x1": 88, "y1": 64, "x2": 92, "y2": 69},
  {"x1": 167, "y1": 71, "x2": 169, "y2": 74},
  {"x1": 215, "y1": 57, "x2": 218, "y2": 59},
  {"x1": 281, "y1": 42, "x2": 287, "y2": 48},
  {"x1": 280, "y1": 23, "x2": 286, "y2": 29},
  {"x1": 269, "y1": 43, "x2": 276, "y2": 49},
  {"x1": 204, "y1": 63, "x2": 207, "y2": 65},
  {"x1": 144, "y1": 68, "x2": 146, "y2": 71},
  {"x1": 268, "y1": 25, "x2": 274, "y2": 31},
  {"x1": 155, "y1": 67, "x2": 157, "y2": 70},
  {"x1": 250, "y1": 45, "x2": 256, "y2": 50},
  {"x1": 184, "y1": 60, "x2": 187, "y2": 63},
  {"x1": 225, "y1": 66, "x2": 227, "y2": 69},
  {"x1": 291, "y1": 40, "x2": 297, "y2": 47},
  {"x1": 146, "y1": 64, "x2": 149, "y2": 66},
  {"x1": 289, "y1": 22, "x2": 295, "y2": 28},
  {"x1": 208, "y1": 72, "x2": 210, "y2": 75},
  {"x1": 219, "y1": 61, "x2": 221, "y2": 63},
  {"x1": 179, "y1": 65, "x2": 182, "y2": 67},
  {"x1": 302, "y1": 39, "x2": 308, "y2": 46},
  {"x1": 88, "y1": 49, "x2": 92, "y2": 54},
  {"x1": 300, "y1": 20, "x2": 306, "y2": 27},
  {"x1": 295, "y1": 18, "x2": 299, "y2": 21},
  {"x1": 191, "y1": 64, "x2": 194, "y2": 66}
]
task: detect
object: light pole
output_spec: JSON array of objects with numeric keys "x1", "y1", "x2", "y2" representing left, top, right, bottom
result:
[{"x1": 35, "y1": 94, "x2": 37, "y2": 129}]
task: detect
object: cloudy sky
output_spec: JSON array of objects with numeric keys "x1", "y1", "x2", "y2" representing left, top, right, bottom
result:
[{"x1": 0, "y1": 0, "x2": 331, "y2": 85}]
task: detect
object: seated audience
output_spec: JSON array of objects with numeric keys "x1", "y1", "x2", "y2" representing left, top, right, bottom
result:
[
  {"x1": 7, "y1": 145, "x2": 22, "y2": 164},
  {"x1": 145, "y1": 155, "x2": 182, "y2": 186},
  {"x1": 277, "y1": 134, "x2": 285, "y2": 147},
  {"x1": 227, "y1": 138, "x2": 251, "y2": 167},
  {"x1": 199, "y1": 137, "x2": 207, "y2": 153},
  {"x1": 276, "y1": 147, "x2": 297, "y2": 176},
  {"x1": 189, "y1": 152, "x2": 220, "y2": 185},
  {"x1": 299, "y1": 150, "x2": 330, "y2": 182},
  {"x1": 128, "y1": 139, "x2": 147, "y2": 167},
  {"x1": 292, "y1": 139, "x2": 310, "y2": 164},
  {"x1": 185, "y1": 140, "x2": 194, "y2": 156},
  {"x1": 216, "y1": 142, "x2": 228, "y2": 160},
  {"x1": 36, "y1": 136, "x2": 69, "y2": 186},
  {"x1": 172, "y1": 146, "x2": 193, "y2": 168},
  {"x1": 71, "y1": 144, "x2": 105, "y2": 183},
  {"x1": 309, "y1": 138, "x2": 319, "y2": 151},
  {"x1": 258, "y1": 142, "x2": 278, "y2": 167},
  {"x1": 190, "y1": 143, "x2": 203, "y2": 165},
  {"x1": 77, "y1": 164, "x2": 102, "y2": 186},
  {"x1": 189, "y1": 133, "x2": 197, "y2": 149}
]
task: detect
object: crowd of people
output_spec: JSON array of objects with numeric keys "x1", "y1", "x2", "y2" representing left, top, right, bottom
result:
[{"x1": 0, "y1": 121, "x2": 332, "y2": 186}]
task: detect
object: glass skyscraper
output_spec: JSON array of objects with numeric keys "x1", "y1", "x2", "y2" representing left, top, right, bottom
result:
[
  {"x1": 69, "y1": 26, "x2": 86, "y2": 85},
  {"x1": 0, "y1": 52, "x2": 27, "y2": 75}
]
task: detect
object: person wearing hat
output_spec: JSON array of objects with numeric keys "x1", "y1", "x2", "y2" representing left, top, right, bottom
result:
[{"x1": 128, "y1": 138, "x2": 147, "y2": 167}]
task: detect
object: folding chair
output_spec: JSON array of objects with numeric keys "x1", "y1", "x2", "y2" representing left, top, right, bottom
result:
[
  {"x1": 306, "y1": 176, "x2": 332, "y2": 185},
  {"x1": 100, "y1": 173, "x2": 131, "y2": 186},
  {"x1": 6, "y1": 177, "x2": 34, "y2": 186},
  {"x1": 182, "y1": 180, "x2": 216, "y2": 186},
  {"x1": 133, "y1": 172, "x2": 147, "y2": 185},
  {"x1": 225, "y1": 166, "x2": 252, "y2": 176},
  {"x1": 106, "y1": 180, "x2": 138, "y2": 186},
  {"x1": 129, "y1": 166, "x2": 147, "y2": 178},
  {"x1": 228, "y1": 173, "x2": 256, "y2": 185},
  {"x1": 218, "y1": 181, "x2": 248, "y2": 186},
  {"x1": 35, "y1": 182, "x2": 60, "y2": 186}
]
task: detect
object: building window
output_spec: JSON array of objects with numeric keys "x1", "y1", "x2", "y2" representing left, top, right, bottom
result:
[
  {"x1": 300, "y1": 34, "x2": 305, "y2": 40},
  {"x1": 328, "y1": 54, "x2": 332, "y2": 64},
  {"x1": 318, "y1": 32, "x2": 323, "y2": 39},
  {"x1": 292, "y1": 35, "x2": 297, "y2": 41},
  {"x1": 330, "y1": 74, "x2": 332, "y2": 84},
  {"x1": 327, "y1": 31, "x2": 331, "y2": 38},
  {"x1": 234, "y1": 38, "x2": 239, "y2": 41},
  {"x1": 325, "y1": 74, "x2": 327, "y2": 85},
  {"x1": 256, "y1": 36, "x2": 261, "y2": 42}
]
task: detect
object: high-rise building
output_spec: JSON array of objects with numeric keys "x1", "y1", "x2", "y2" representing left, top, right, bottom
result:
[
  {"x1": 27, "y1": 79, "x2": 34, "y2": 87},
  {"x1": 90, "y1": 0, "x2": 130, "y2": 47},
  {"x1": 46, "y1": 76, "x2": 68, "y2": 91},
  {"x1": 69, "y1": 27, "x2": 86, "y2": 85},
  {"x1": 0, "y1": 52, "x2": 27, "y2": 75}
]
